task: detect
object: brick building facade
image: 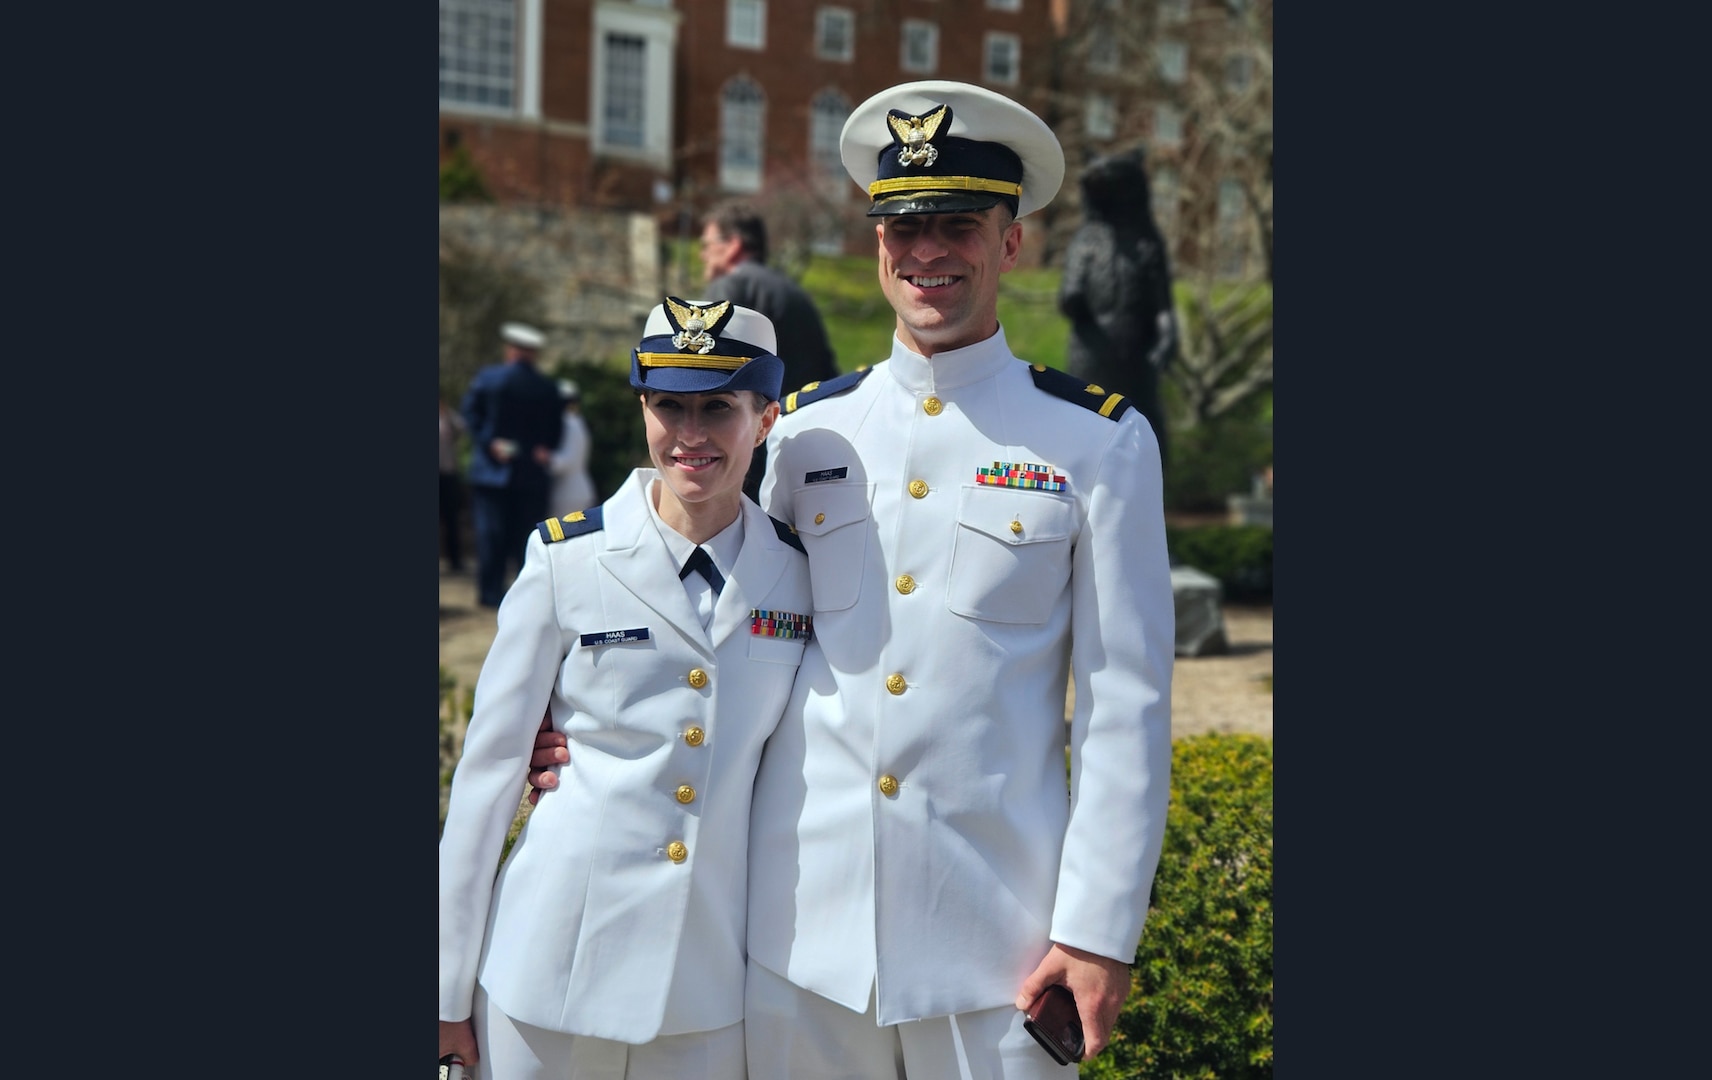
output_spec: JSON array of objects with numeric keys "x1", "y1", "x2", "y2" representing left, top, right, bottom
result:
[{"x1": 439, "y1": 0, "x2": 1271, "y2": 274}]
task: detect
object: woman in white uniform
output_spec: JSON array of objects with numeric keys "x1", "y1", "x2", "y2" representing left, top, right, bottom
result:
[{"x1": 439, "y1": 299, "x2": 815, "y2": 1079}]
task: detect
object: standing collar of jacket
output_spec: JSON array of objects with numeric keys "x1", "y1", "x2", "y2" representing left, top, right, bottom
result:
[{"x1": 885, "y1": 325, "x2": 1014, "y2": 395}]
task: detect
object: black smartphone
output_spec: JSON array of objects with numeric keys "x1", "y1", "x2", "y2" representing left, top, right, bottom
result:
[{"x1": 1023, "y1": 984, "x2": 1085, "y2": 1066}]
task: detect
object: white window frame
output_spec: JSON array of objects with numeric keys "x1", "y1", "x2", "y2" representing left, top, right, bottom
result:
[
  {"x1": 439, "y1": 0, "x2": 542, "y2": 119},
  {"x1": 1155, "y1": 40, "x2": 1188, "y2": 84},
  {"x1": 1153, "y1": 103, "x2": 1183, "y2": 148},
  {"x1": 901, "y1": 20, "x2": 939, "y2": 74},
  {"x1": 719, "y1": 76, "x2": 766, "y2": 193},
  {"x1": 590, "y1": 1, "x2": 680, "y2": 167},
  {"x1": 815, "y1": 7, "x2": 854, "y2": 62},
  {"x1": 728, "y1": 0, "x2": 766, "y2": 50},
  {"x1": 984, "y1": 32, "x2": 1020, "y2": 85},
  {"x1": 1085, "y1": 92, "x2": 1117, "y2": 140}
]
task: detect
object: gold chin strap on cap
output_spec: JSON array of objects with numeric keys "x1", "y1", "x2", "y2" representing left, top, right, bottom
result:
[
  {"x1": 868, "y1": 175, "x2": 1022, "y2": 198},
  {"x1": 636, "y1": 353, "x2": 754, "y2": 371}
]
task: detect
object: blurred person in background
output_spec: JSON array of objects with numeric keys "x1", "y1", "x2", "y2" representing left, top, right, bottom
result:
[
  {"x1": 547, "y1": 378, "x2": 597, "y2": 517},
  {"x1": 699, "y1": 200, "x2": 841, "y2": 502},
  {"x1": 461, "y1": 322, "x2": 564, "y2": 608}
]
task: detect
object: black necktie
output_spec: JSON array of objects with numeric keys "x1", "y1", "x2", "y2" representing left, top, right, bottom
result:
[{"x1": 680, "y1": 546, "x2": 724, "y2": 597}]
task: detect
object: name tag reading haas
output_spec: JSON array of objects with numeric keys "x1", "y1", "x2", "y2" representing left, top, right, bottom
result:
[
  {"x1": 804, "y1": 467, "x2": 848, "y2": 484},
  {"x1": 580, "y1": 627, "x2": 650, "y2": 647}
]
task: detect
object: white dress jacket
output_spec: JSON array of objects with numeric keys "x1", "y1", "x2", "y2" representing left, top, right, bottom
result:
[
  {"x1": 751, "y1": 329, "x2": 1175, "y2": 1024},
  {"x1": 440, "y1": 468, "x2": 813, "y2": 1043}
]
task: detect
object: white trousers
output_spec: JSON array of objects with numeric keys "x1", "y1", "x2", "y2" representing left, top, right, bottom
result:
[
  {"x1": 744, "y1": 960, "x2": 1076, "y2": 1079},
  {"x1": 472, "y1": 983, "x2": 747, "y2": 1080}
]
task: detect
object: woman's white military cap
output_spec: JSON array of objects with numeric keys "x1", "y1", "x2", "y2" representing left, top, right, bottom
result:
[
  {"x1": 840, "y1": 80, "x2": 1065, "y2": 219},
  {"x1": 629, "y1": 298, "x2": 785, "y2": 401},
  {"x1": 501, "y1": 322, "x2": 546, "y2": 349}
]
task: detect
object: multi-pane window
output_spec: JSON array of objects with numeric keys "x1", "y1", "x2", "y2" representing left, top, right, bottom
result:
[
  {"x1": 984, "y1": 33, "x2": 1020, "y2": 85},
  {"x1": 728, "y1": 0, "x2": 766, "y2": 49},
  {"x1": 589, "y1": 1, "x2": 677, "y2": 162},
  {"x1": 440, "y1": 0, "x2": 516, "y2": 111},
  {"x1": 1151, "y1": 166, "x2": 1178, "y2": 233},
  {"x1": 720, "y1": 77, "x2": 766, "y2": 192},
  {"x1": 816, "y1": 7, "x2": 854, "y2": 61},
  {"x1": 1225, "y1": 51, "x2": 1254, "y2": 93},
  {"x1": 810, "y1": 89, "x2": 851, "y2": 184},
  {"x1": 901, "y1": 20, "x2": 938, "y2": 74},
  {"x1": 1085, "y1": 93, "x2": 1117, "y2": 140},
  {"x1": 1155, "y1": 41, "x2": 1187, "y2": 83},
  {"x1": 1216, "y1": 177, "x2": 1250, "y2": 275},
  {"x1": 602, "y1": 33, "x2": 646, "y2": 148},
  {"x1": 1088, "y1": 33, "x2": 1119, "y2": 75},
  {"x1": 1153, "y1": 103, "x2": 1182, "y2": 148}
]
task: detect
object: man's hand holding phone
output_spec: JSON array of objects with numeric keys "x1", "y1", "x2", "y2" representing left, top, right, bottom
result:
[{"x1": 1014, "y1": 942, "x2": 1134, "y2": 1062}]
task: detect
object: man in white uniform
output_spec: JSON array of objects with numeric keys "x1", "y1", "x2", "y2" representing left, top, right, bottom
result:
[{"x1": 529, "y1": 81, "x2": 1174, "y2": 1077}]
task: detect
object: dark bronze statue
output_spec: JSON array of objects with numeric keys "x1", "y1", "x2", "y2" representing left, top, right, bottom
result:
[{"x1": 1058, "y1": 148, "x2": 1179, "y2": 468}]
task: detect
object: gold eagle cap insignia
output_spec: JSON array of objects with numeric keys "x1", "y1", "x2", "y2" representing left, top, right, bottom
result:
[
  {"x1": 887, "y1": 104, "x2": 950, "y2": 168},
  {"x1": 665, "y1": 297, "x2": 732, "y2": 354}
]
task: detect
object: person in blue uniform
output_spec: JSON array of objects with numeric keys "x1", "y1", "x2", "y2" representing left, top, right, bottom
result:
[
  {"x1": 440, "y1": 300, "x2": 815, "y2": 1079},
  {"x1": 528, "y1": 80, "x2": 1175, "y2": 1077},
  {"x1": 461, "y1": 322, "x2": 565, "y2": 608}
]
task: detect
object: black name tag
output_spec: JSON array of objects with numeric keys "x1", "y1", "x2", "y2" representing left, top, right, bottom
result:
[
  {"x1": 804, "y1": 467, "x2": 848, "y2": 483},
  {"x1": 579, "y1": 628, "x2": 650, "y2": 647}
]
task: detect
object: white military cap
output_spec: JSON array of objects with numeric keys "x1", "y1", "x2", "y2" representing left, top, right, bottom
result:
[
  {"x1": 501, "y1": 322, "x2": 546, "y2": 349},
  {"x1": 840, "y1": 80, "x2": 1065, "y2": 219},
  {"x1": 629, "y1": 297, "x2": 785, "y2": 401}
]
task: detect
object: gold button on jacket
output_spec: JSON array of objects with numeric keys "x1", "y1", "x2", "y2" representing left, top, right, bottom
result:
[
  {"x1": 923, "y1": 397, "x2": 943, "y2": 416},
  {"x1": 814, "y1": 512, "x2": 826, "y2": 525},
  {"x1": 684, "y1": 726, "x2": 705, "y2": 747},
  {"x1": 667, "y1": 841, "x2": 688, "y2": 863},
  {"x1": 676, "y1": 785, "x2": 696, "y2": 804},
  {"x1": 908, "y1": 479, "x2": 929, "y2": 499},
  {"x1": 688, "y1": 668, "x2": 708, "y2": 689},
  {"x1": 895, "y1": 574, "x2": 916, "y2": 595},
  {"x1": 886, "y1": 673, "x2": 907, "y2": 695},
  {"x1": 878, "y1": 775, "x2": 900, "y2": 796}
]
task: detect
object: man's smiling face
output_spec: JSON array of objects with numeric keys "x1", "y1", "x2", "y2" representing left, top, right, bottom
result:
[{"x1": 875, "y1": 206, "x2": 1022, "y2": 357}]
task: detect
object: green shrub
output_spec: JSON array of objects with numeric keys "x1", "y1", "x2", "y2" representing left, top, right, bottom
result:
[
  {"x1": 439, "y1": 145, "x2": 492, "y2": 204},
  {"x1": 1160, "y1": 387, "x2": 1272, "y2": 515},
  {"x1": 1085, "y1": 733, "x2": 1273, "y2": 1080},
  {"x1": 1166, "y1": 525, "x2": 1272, "y2": 603}
]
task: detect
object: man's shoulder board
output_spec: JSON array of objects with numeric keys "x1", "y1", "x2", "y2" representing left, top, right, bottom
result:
[
  {"x1": 783, "y1": 367, "x2": 874, "y2": 414},
  {"x1": 537, "y1": 506, "x2": 604, "y2": 544},
  {"x1": 1028, "y1": 364, "x2": 1135, "y2": 421},
  {"x1": 771, "y1": 515, "x2": 806, "y2": 554}
]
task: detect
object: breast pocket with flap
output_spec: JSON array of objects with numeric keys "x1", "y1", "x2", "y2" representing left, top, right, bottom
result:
[
  {"x1": 789, "y1": 481, "x2": 873, "y2": 612},
  {"x1": 947, "y1": 485, "x2": 1077, "y2": 624}
]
